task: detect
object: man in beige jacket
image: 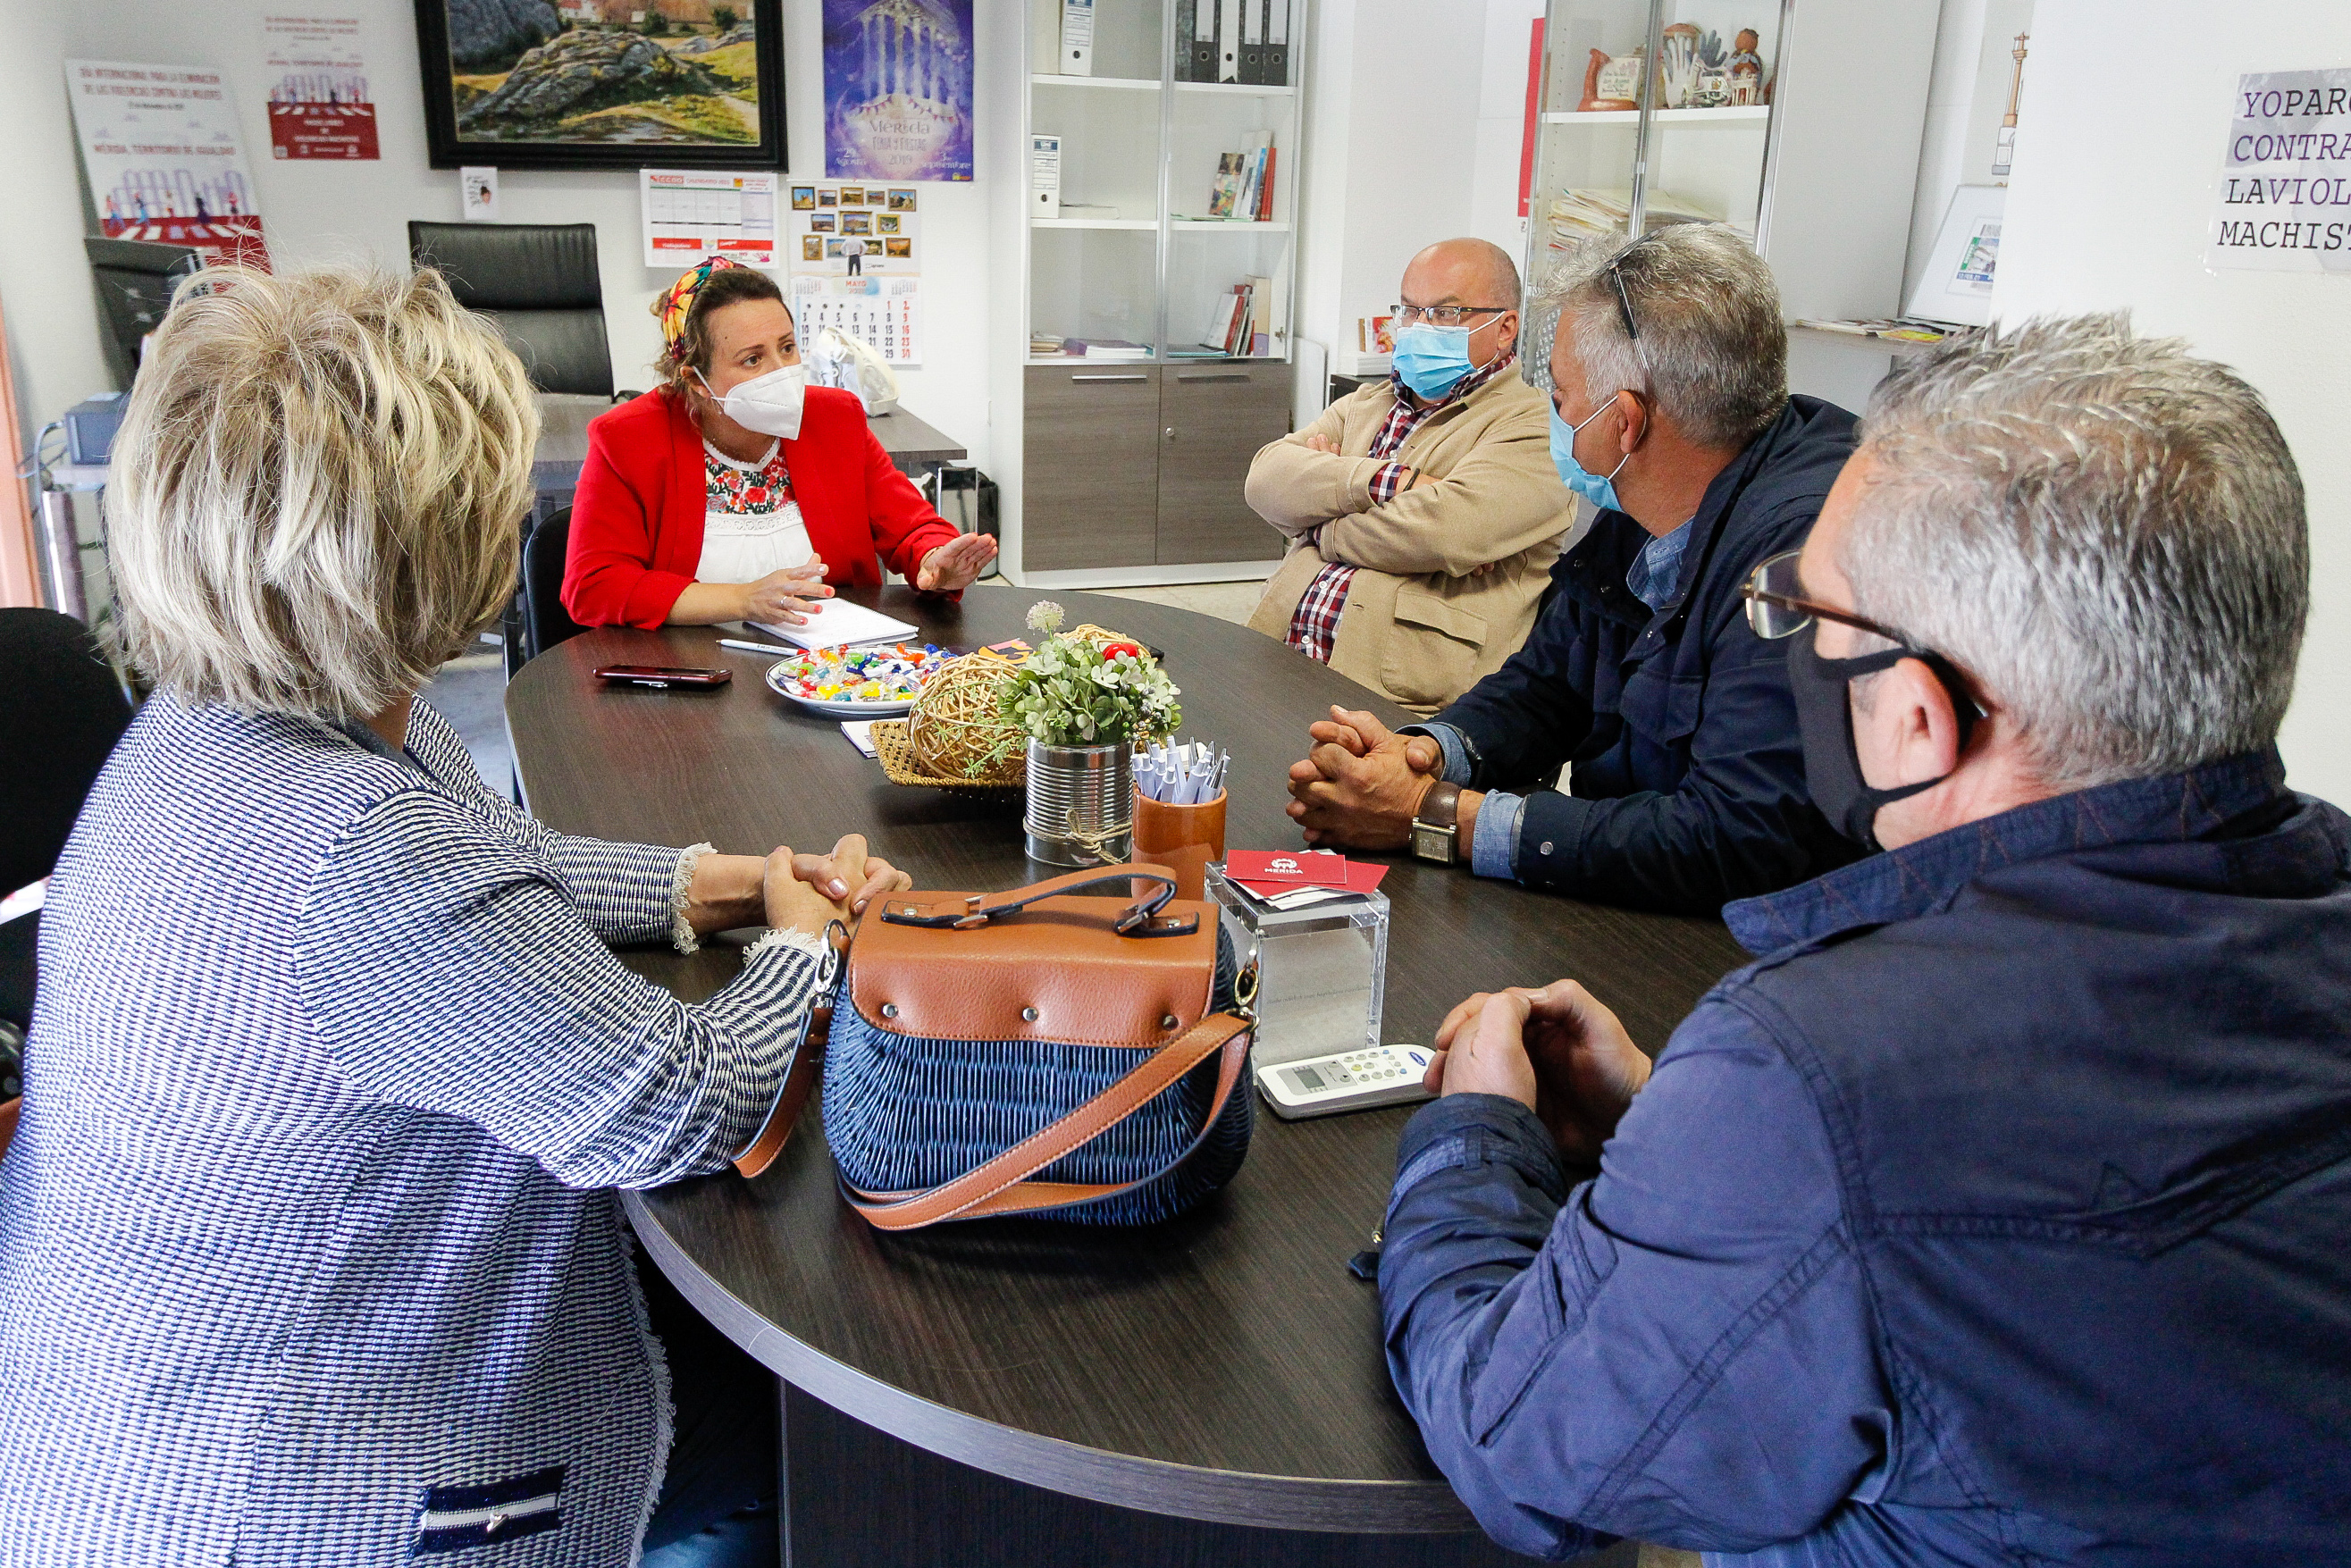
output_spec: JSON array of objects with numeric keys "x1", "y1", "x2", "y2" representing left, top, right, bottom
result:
[{"x1": 1245, "y1": 239, "x2": 1573, "y2": 713}]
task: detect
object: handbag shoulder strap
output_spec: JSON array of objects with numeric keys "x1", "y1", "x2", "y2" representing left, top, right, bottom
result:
[
  {"x1": 878, "y1": 864, "x2": 1188, "y2": 935},
  {"x1": 732, "y1": 1005, "x2": 828, "y2": 1178},
  {"x1": 842, "y1": 1012, "x2": 1253, "y2": 1229}
]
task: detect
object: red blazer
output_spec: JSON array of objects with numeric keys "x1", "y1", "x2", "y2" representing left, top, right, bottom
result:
[{"x1": 561, "y1": 386, "x2": 960, "y2": 629}]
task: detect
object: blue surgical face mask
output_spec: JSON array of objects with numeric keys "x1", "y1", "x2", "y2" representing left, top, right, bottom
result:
[
  {"x1": 1549, "y1": 397, "x2": 1632, "y2": 514},
  {"x1": 1391, "y1": 315, "x2": 1500, "y2": 401}
]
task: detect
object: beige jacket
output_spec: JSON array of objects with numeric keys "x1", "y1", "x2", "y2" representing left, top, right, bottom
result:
[{"x1": 1244, "y1": 370, "x2": 1574, "y2": 714}]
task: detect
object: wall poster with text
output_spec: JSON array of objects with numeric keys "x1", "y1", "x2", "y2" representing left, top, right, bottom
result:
[
  {"x1": 67, "y1": 59, "x2": 271, "y2": 267},
  {"x1": 822, "y1": 0, "x2": 972, "y2": 182},
  {"x1": 263, "y1": 15, "x2": 379, "y2": 160}
]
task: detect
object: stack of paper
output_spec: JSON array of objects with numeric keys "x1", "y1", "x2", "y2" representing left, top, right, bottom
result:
[{"x1": 748, "y1": 598, "x2": 919, "y2": 650}]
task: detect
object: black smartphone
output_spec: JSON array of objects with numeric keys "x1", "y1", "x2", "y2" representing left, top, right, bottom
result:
[{"x1": 592, "y1": 665, "x2": 733, "y2": 689}]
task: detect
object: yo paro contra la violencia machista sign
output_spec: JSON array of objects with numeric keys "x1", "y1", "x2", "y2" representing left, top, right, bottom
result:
[{"x1": 2209, "y1": 66, "x2": 2351, "y2": 273}]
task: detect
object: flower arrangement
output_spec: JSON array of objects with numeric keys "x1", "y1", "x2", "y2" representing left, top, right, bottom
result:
[{"x1": 995, "y1": 601, "x2": 1181, "y2": 751}]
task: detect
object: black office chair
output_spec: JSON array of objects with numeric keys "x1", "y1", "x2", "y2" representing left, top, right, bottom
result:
[
  {"x1": 521, "y1": 507, "x2": 589, "y2": 663},
  {"x1": 0, "y1": 610, "x2": 136, "y2": 1142},
  {"x1": 407, "y1": 222, "x2": 616, "y2": 398}
]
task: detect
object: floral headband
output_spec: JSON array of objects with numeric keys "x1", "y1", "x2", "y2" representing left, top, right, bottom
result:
[{"x1": 651, "y1": 255, "x2": 744, "y2": 358}]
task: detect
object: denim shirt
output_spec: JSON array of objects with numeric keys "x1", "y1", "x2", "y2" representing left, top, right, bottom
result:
[{"x1": 1379, "y1": 750, "x2": 2351, "y2": 1564}]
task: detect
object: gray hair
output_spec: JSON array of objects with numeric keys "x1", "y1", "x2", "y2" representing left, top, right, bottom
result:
[
  {"x1": 1848, "y1": 312, "x2": 2307, "y2": 791},
  {"x1": 1528, "y1": 223, "x2": 1787, "y2": 449},
  {"x1": 110, "y1": 264, "x2": 539, "y2": 720}
]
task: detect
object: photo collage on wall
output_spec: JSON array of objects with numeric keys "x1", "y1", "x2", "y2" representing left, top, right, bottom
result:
[
  {"x1": 786, "y1": 180, "x2": 920, "y2": 365},
  {"x1": 787, "y1": 180, "x2": 919, "y2": 274}
]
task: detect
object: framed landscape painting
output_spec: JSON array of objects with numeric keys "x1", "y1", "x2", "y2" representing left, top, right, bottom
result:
[{"x1": 416, "y1": 0, "x2": 785, "y2": 169}]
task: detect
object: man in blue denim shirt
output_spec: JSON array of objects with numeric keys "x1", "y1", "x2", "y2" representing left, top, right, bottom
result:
[
  {"x1": 1287, "y1": 225, "x2": 1859, "y2": 914},
  {"x1": 1378, "y1": 316, "x2": 2351, "y2": 1564}
]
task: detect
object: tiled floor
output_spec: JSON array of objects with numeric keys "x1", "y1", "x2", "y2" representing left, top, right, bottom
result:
[
  {"x1": 424, "y1": 652, "x2": 513, "y2": 801},
  {"x1": 1091, "y1": 580, "x2": 1270, "y2": 627}
]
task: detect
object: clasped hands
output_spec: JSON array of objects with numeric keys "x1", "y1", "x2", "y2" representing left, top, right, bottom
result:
[
  {"x1": 1423, "y1": 979, "x2": 1652, "y2": 1165},
  {"x1": 1285, "y1": 705, "x2": 1448, "y2": 850},
  {"x1": 681, "y1": 833, "x2": 912, "y2": 943}
]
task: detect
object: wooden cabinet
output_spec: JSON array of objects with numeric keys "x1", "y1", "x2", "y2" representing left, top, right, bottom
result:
[
  {"x1": 1021, "y1": 366, "x2": 1162, "y2": 574},
  {"x1": 1156, "y1": 364, "x2": 1290, "y2": 566},
  {"x1": 1022, "y1": 362, "x2": 1290, "y2": 573}
]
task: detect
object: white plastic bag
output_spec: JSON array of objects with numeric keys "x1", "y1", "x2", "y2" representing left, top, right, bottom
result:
[{"x1": 801, "y1": 325, "x2": 901, "y2": 415}]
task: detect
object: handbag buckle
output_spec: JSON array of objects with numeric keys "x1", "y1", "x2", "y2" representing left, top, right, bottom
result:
[
  {"x1": 1232, "y1": 948, "x2": 1261, "y2": 1023},
  {"x1": 1115, "y1": 906, "x2": 1200, "y2": 937}
]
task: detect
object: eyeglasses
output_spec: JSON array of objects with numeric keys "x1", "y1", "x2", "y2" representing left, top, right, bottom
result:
[
  {"x1": 1604, "y1": 235, "x2": 1653, "y2": 341},
  {"x1": 1742, "y1": 549, "x2": 1990, "y2": 725},
  {"x1": 1739, "y1": 549, "x2": 1910, "y2": 644},
  {"x1": 1392, "y1": 302, "x2": 1512, "y2": 329}
]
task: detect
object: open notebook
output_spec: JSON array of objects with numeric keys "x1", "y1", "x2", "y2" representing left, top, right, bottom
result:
[{"x1": 748, "y1": 598, "x2": 920, "y2": 650}]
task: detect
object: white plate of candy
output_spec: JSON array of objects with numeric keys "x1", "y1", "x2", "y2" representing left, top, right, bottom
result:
[{"x1": 762, "y1": 641, "x2": 957, "y2": 717}]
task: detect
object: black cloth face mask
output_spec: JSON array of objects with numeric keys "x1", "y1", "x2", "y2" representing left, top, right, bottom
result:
[{"x1": 1787, "y1": 622, "x2": 1980, "y2": 850}]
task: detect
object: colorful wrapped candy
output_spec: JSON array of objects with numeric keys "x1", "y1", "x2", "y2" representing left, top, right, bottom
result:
[{"x1": 774, "y1": 642, "x2": 952, "y2": 707}]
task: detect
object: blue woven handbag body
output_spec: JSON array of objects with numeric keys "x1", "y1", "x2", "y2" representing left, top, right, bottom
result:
[{"x1": 819, "y1": 868, "x2": 1255, "y2": 1228}]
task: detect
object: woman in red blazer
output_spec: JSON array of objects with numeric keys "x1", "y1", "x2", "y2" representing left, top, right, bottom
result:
[{"x1": 562, "y1": 259, "x2": 995, "y2": 629}]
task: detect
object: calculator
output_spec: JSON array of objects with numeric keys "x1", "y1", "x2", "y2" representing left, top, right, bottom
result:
[{"x1": 1255, "y1": 1044, "x2": 1435, "y2": 1120}]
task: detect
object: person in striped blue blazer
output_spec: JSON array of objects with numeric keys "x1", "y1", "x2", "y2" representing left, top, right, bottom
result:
[{"x1": 0, "y1": 264, "x2": 905, "y2": 1567}]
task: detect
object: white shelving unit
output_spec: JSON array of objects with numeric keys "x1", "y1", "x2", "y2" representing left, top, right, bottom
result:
[
  {"x1": 985, "y1": 0, "x2": 1306, "y2": 587},
  {"x1": 1524, "y1": 0, "x2": 1938, "y2": 410}
]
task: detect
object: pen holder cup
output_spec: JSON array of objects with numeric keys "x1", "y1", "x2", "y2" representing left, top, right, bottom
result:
[{"x1": 1131, "y1": 788, "x2": 1228, "y2": 901}]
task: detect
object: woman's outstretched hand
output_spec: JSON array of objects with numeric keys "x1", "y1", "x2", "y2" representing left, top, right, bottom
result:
[{"x1": 915, "y1": 532, "x2": 997, "y2": 592}]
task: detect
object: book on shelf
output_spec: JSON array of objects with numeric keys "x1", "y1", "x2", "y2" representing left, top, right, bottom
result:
[
  {"x1": 1263, "y1": 0, "x2": 1290, "y2": 86},
  {"x1": 1029, "y1": 333, "x2": 1067, "y2": 356},
  {"x1": 1356, "y1": 314, "x2": 1395, "y2": 354},
  {"x1": 1792, "y1": 317, "x2": 1961, "y2": 343},
  {"x1": 1244, "y1": 272, "x2": 1272, "y2": 356},
  {"x1": 1059, "y1": 0, "x2": 1093, "y2": 76},
  {"x1": 1542, "y1": 186, "x2": 1749, "y2": 251},
  {"x1": 1171, "y1": 0, "x2": 1293, "y2": 87},
  {"x1": 1205, "y1": 134, "x2": 1276, "y2": 222},
  {"x1": 1201, "y1": 284, "x2": 1252, "y2": 356},
  {"x1": 1066, "y1": 338, "x2": 1153, "y2": 359},
  {"x1": 1030, "y1": 134, "x2": 1062, "y2": 219}
]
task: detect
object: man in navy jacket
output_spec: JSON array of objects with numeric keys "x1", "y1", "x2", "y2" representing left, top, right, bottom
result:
[
  {"x1": 1378, "y1": 315, "x2": 2350, "y2": 1564},
  {"x1": 1288, "y1": 225, "x2": 1858, "y2": 913}
]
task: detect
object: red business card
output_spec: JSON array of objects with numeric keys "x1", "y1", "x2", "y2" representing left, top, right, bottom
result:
[{"x1": 1225, "y1": 850, "x2": 1351, "y2": 887}]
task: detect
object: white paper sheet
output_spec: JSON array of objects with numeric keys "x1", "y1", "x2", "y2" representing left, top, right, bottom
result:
[
  {"x1": 839, "y1": 720, "x2": 878, "y2": 758},
  {"x1": 748, "y1": 599, "x2": 920, "y2": 650}
]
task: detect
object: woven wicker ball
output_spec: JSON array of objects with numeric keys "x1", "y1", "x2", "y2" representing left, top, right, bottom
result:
[{"x1": 908, "y1": 651, "x2": 1026, "y2": 783}]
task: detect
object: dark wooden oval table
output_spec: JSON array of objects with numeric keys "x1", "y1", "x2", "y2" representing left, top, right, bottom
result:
[{"x1": 505, "y1": 585, "x2": 1748, "y2": 1568}]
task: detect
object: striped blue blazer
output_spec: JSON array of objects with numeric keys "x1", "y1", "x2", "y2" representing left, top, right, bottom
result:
[{"x1": 0, "y1": 692, "x2": 823, "y2": 1564}]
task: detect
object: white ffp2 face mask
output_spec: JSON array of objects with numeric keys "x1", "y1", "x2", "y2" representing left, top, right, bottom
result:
[{"x1": 696, "y1": 362, "x2": 806, "y2": 440}]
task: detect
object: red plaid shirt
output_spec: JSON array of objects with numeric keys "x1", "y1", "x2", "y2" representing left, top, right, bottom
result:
[{"x1": 1284, "y1": 350, "x2": 1519, "y2": 663}]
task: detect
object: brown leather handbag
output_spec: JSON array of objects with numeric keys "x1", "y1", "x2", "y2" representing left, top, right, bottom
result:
[{"x1": 735, "y1": 866, "x2": 1257, "y2": 1230}]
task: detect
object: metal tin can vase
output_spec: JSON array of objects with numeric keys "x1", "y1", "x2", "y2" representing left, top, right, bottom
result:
[{"x1": 1024, "y1": 739, "x2": 1135, "y2": 866}]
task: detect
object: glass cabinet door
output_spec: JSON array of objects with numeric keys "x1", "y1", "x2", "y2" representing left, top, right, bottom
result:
[
  {"x1": 1028, "y1": 0, "x2": 1165, "y2": 358},
  {"x1": 1527, "y1": 0, "x2": 1783, "y2": 281}
]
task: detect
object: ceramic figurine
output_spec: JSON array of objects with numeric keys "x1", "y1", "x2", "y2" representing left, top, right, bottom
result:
[
  {"x1": 1728, "y1": 28, "x2": 1764, "y2": 105},
  {"x1": 1658, "y1": 21, "x2": 1701, "y2": 110},
  {"x1": 1579, "y1": 46, "x2": 1642, "y2": 113},
  {"x1": 1692, "y1": 29, "x2": 1730, "y2": 107}
]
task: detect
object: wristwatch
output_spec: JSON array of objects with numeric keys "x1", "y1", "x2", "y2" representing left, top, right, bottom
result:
[{"x1": 1410, "y1": 782, "x2": 1464, "y2": 867}]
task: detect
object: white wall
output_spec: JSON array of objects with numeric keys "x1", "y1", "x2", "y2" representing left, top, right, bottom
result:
[
  {"x1": 0, "y1": 0, "x2": 996, "y2": 474},
  {"x1": 1291, "y1": 0, "x2": 1536, "y2": 390},
  {"x1": 1993, "y1": 0, "x2": 2349, "y2": 801}
]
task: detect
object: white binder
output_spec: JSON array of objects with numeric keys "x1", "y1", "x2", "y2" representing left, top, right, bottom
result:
[{"x1": 1060, "y1": 0, "x2": 1094, "y2": 76}]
